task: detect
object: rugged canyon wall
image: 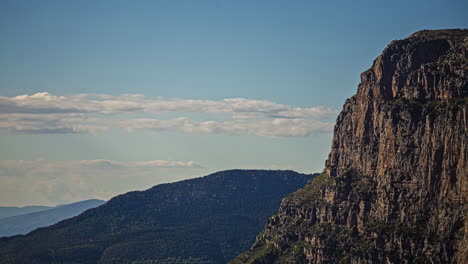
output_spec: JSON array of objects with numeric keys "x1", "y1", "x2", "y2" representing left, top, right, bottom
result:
[{"x1": 231, "y1": 29, "x2": 467, "y2": 264}]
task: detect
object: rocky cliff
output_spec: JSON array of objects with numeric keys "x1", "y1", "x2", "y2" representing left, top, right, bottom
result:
[{"x1": 231, "y1": 29, "x2": 468, "y2": 264}]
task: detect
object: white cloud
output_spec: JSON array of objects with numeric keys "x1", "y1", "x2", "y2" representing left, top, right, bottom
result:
[
  {"x1": 1, "y1": 92, "x2": 337, "y2": 118},
  {"x1": 0, "y1": 92, "x2": 338, "y2": 137},
  {"x1": 116, "y1": 117, "x2": 333, "y2": 137},
  {"x1": 0, "y1": 159, "x2": 204, "y2": 171},
  {"x1": 0, "y1": 113, "x2": 109, "y2": 134}
]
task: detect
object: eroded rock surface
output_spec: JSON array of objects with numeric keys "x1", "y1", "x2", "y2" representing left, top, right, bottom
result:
[{"x1": 231, "y1": 29, "x2": 468, "y2": 264}]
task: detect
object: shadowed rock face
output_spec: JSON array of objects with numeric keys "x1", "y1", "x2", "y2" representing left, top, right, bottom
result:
[{"x1": 231, "y1": 29, "x2": 467, "y2": 264}]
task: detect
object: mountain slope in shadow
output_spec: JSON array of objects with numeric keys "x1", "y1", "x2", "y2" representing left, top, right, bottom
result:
[{"x1": 0, "y1": 169, "x2": 316, "y2": 264}]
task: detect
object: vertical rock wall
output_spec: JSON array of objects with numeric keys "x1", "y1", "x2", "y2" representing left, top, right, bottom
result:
[{"x1": 231, "y1": 29, "x2": 468, "y2": 264}]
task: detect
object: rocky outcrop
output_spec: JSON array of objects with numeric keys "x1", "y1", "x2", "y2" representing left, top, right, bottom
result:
[{"x1": 231, "y1": 29, "x2": 468, "y2": 264}]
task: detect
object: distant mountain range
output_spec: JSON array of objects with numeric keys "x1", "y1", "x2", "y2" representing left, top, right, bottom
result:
[
  {"x1": 0, "y1": 199, "x2": 105, "y2": 237},
  {"x1": 0, "y1": 169, "x2": 316, "y2": 264},
  {"x1": 0, "y1": 206, "x2": 54, "y2": 220}
]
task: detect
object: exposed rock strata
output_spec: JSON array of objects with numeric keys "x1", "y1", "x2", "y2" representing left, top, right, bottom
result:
[{"x1": 231, "y1": 29, "x2": 468, "y2": 264}]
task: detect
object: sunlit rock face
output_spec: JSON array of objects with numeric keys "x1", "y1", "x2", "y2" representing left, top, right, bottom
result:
[{"x1": 231, "y1": 29, "x2": 467, "y2": 264}]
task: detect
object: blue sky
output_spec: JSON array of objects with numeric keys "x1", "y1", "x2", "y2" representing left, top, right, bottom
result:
[{"x1": 0, "y1": 0, "x2": 467, "y2": 206}]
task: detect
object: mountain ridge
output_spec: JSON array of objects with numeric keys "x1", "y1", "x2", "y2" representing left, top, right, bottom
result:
[
  {"x1": 0, "y1": 169, "x2": 316, "y2": 264},
  {"x1": 0, "y1": 206, "x2": 53, "y2": 220},
  {"x1": 0, "y1": 199, "x2": 105, "y2": 237}
]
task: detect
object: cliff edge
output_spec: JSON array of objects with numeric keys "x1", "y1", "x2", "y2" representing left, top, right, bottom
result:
[{"x1": 231, "y1": 29, "x2": 468, "y2": 264}]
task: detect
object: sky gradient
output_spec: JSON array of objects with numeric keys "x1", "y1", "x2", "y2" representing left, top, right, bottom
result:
[{"x1": 1, "y1": 0, "x2": 467, "y2": 206}]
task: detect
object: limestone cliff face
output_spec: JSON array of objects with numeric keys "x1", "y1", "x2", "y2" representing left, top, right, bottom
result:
[{"x1": 231, "y1": 29, "x2": 468, "y2": 264}]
